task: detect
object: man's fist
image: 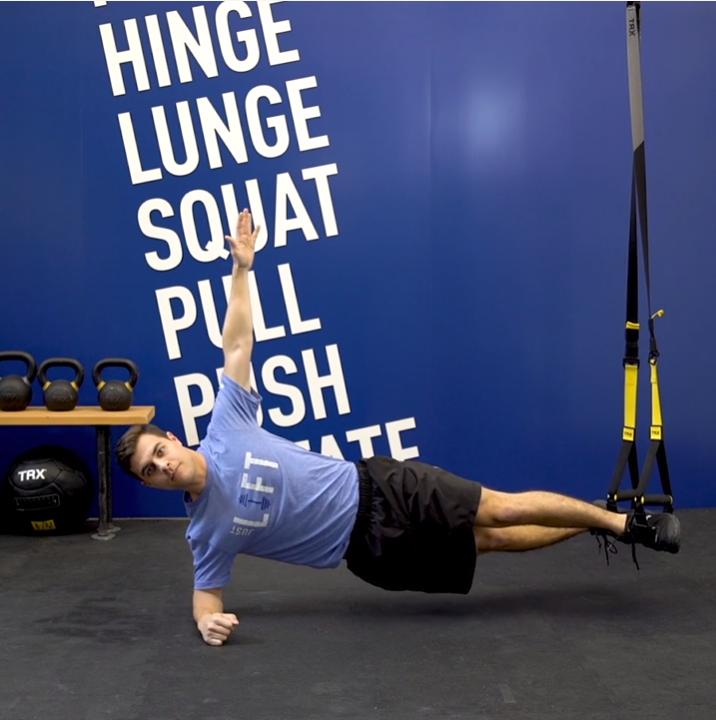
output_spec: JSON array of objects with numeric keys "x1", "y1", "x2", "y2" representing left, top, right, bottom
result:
[{"x1": 198, "y1": 612, "x2": 239, "y2": 646}]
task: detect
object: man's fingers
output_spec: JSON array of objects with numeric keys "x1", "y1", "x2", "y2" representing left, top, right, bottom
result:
[
  {"x1": 201, "y1": 624, "x2": 227, "y2": 644},
  {"x1": 238, "y1": 209, "x2": 255, "y2": 236},
  {"x1": 225, "y1": 234, "x2": 241, "y2": 253},
  {"x1": 198, "y1": 612, "x2": 239, "y2": 646},
  {"x1": 212, "y1": 615, "x2": 237, "y2": 630},
  {"x1": 239, "y1": 208, "x2": 250, "y2": 235},
  {"x1": 227, "y1": 211, "x2": 257, "y2": 262},
  {"x1": 235, "y1": 209, "x2": 245, "y2": 235},
  {"x1": 208, "y1": 624, "x2": 231, "y2": 638}
]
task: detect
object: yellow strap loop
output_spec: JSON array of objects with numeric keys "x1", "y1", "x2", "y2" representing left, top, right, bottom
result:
[
  {"x1": 622, "y1": 363, "x2": 639, "y2": 440},
  {"x1": 649, "y1": 358, "x2": 663, "y2": 436}
]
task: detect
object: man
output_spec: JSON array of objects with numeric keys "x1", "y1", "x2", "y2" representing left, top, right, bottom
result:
[{"x1": 116, "y1": 210, "x2": 681, "y2": 647}]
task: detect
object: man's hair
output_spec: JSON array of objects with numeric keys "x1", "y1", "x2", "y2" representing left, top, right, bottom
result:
[{"x1": 115, "y1": 424, "x2": 168, "y2": 480}]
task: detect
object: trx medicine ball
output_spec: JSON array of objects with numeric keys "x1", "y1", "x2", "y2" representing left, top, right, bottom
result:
[{"x1": 0, "y1": 445, "x2": 95, "y2": 534}]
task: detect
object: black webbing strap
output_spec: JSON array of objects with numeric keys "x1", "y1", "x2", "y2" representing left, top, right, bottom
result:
[{"x1": 607, "y1": 2, "x2": 674, "y2": 514}]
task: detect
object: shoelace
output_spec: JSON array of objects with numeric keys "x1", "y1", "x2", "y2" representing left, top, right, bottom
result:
[
  {"x1": 593, "y1": 531, "x2": 641, "y2": 571},
  {"x1": 593, "y1": 532, "x2": 618, "y2": 565}
]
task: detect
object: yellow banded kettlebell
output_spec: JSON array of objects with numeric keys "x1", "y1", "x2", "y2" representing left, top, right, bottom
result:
[
  {"x1": 0, "y1": 351, "x2": 38, "y2": 411},
  {"x1": 38, "y1": 357, "x2": 85, "y2": 411},
  {"x1": 92, "y1": 358, "x2": 140, "y2": 411}
]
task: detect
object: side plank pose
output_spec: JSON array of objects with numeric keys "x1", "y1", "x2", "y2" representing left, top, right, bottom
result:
[{"x1": 116, "y1": 211, "x2": 681, "y2": 646}]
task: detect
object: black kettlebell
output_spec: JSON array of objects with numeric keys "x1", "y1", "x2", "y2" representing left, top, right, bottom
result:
[
  {"x1": 38, "y1": 357, "x2": 85, "y2": 411},
  {"x1": 0, "y1": 351, "x2": 38, "y2": 411},
  {"x1": 92, "y1": 358, "x2": 140, "y2": 411}
]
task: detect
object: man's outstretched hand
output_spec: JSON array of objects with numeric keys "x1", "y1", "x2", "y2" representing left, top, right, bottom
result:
[
  {"x1": 226, "y1": 209, "x2": 260, "y2": 270},
  {"x1": 198, "y1": 612, "x2": 240, "y2": 646}
]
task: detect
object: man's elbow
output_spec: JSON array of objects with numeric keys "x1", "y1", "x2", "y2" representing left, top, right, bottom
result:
[
  {"x1": 222, "y1": 346, "x2": 253, "y2": 391},
  {"x1": 223, "y1": 338, "x2": 253, "y2": 363}
]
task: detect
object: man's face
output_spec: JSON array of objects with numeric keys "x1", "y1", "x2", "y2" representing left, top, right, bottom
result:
[{"x1": 131, "y1": 432, "x2": 191, "y2": 490}]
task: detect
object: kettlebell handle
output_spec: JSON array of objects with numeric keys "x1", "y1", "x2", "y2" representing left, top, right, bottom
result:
[
  {"x1": 0, "y1": 351, "x2": 38, "y2": 383},
  {"x1": 92, "y1": 358, "x2": 140, "y2": 390},
  {"x1": 37, "y1": 357, "x2": 85, "y2": 390}
]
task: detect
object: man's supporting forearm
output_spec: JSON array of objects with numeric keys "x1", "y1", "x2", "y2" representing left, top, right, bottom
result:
[{"x1": 193, "y1": 588, "x2": 224, "y2": 625}]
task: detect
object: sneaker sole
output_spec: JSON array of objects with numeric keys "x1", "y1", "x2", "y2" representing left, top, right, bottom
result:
[{"x1": 654, "y1": 513, "x2": 681, "y2": 554}]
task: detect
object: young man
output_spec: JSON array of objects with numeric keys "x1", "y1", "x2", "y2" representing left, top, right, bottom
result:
[{"x1": 116, "y1": 210, "x2": 681, "y2": 647}]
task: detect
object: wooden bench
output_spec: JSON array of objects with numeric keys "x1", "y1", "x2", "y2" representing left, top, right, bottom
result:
[{"x1": 0, "y1": 406, "x2": 155, "y2": 539}]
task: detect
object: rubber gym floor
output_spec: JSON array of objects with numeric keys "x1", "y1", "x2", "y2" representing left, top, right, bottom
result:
[{"x1": 1, "y1": 509, "x2": 713, "y2": 720}]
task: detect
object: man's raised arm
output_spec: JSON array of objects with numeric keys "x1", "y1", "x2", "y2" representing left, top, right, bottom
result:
[{"x1": 222, "y1": 209, "x2": 260, "y2": 390}]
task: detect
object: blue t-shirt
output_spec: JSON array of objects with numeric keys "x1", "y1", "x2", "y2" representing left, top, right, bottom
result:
[{"x1": 185, "y1": 375, "x2": 359, "y2": 590}]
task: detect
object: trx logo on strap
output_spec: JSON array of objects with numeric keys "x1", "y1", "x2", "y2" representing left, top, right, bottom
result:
[{"x1": 31, "y1": 519, "x2": 56, "y2": 531}]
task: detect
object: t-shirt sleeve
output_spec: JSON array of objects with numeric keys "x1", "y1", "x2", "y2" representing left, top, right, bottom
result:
[
  {"x1": 189, "y1": 537, "x2": 235, "y2": 590},
  {"x1": 204, "y1": 374, "x2": 262, "y2": 438}
]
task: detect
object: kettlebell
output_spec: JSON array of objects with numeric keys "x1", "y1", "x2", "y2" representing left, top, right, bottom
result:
[
  {"x1": 0, "y1": 351, "x2": 38, "y2": 411},
  {"x1": 38, "y1": 357, "x2": 85, "y2": 411},
  {"x1": 92, "y1": 358, "x2": 140, "y2": 411}
]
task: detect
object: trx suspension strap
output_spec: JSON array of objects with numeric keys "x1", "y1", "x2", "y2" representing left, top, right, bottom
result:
[{"x1": 606, "y1": 1, "x2": 674, "y2": 518}]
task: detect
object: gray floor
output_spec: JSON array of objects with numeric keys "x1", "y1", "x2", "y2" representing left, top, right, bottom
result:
[{"x1": 1, "y1": 509, "x2": 714, "y2": 720}]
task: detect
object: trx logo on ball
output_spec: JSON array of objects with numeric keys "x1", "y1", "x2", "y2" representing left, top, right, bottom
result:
[
  {"x1": 17, "y1": 469, "x2": 47, "y2": 482},
  {"x1": 31, "y1": 519, "x2": 56, "y2": 531}
]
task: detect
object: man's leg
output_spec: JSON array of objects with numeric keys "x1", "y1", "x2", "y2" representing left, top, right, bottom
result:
[
  {"x1": 474, "y1": 525, "x2": 586, "y2": 553},
  {"x1": 474, "y1": 488, "x2": 681, "y2": 555},
  {"x1": 474, "y1": 488, "x2": 628, "y2": 535}
]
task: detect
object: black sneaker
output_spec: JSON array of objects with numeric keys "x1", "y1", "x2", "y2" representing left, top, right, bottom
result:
[
  {"x1": 618, "y1": 510, "x2": 681, "y2": 554},
  {"x1": 589, "y1": 499, "x2": 681, "y2": 568}
]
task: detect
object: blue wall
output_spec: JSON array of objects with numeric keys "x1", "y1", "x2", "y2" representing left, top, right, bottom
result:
[{"x1": 1, "y1": 1, "x2": 714, "y2": 517}]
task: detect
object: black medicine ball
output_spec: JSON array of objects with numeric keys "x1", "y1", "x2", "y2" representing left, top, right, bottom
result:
[{"x1": 0, "y1": 445, "x2": 95, "y2": 534}]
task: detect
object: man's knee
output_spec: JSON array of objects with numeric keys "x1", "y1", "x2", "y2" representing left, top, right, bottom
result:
[
  {"x1": 475, "y1": 488, "x2": 521, "y2": 527},
  {"x1": 473, "y1": 526, "x2": 508, "y2": 553}
]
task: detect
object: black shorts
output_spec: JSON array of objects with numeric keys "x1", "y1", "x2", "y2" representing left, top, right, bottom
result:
[{"x1": 343, "y1": 456, "x2": 482, "y2": 594}]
